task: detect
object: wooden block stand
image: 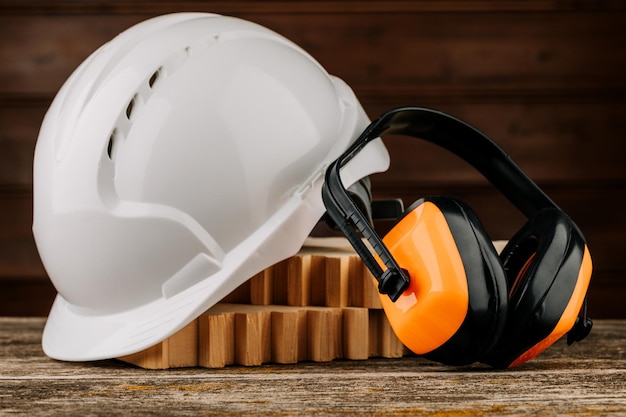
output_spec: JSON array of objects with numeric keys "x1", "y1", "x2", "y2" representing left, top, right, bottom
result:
[{"x1": 119, "y1": 237, "x2": 408, "y2": 369}]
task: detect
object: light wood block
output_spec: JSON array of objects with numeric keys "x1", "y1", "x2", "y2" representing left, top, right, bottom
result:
[
  {"x1": 348, "y1": 257, "x2": 382, "y2": 309},
  {"x1": 119, "y1": 319, "x2": 198, "y2": 369},
  {"x1": 286, "y1": 255, "x2": 312, "y2": 306},
  {"x1": 206, "y1": 304, "x2": 272, "y2": 364},
  {"x1": 301, "y1": 237, "x2": 358, "y2": 308},
  {"x1": 368, "y1": 309, "x2": 404, "y2": 358},
  {"x1": 307, "y1": 307, "x2": 343, "y2": 362},
  {"x1": 378, "y1": 317, "x2": 405, "y2": 359},
  {"x1": 271, "y1": 258, "x2": 290, "y2": 306},
  {"x1": 118, "y1": 344, "x2": 165, "y2": 370},
  {"x1": 342, "y1": 307, "x2": 369, "y2": 360},
  {"x1": 167, "y1": 320, "x2": 200, "y2": 367},
  {"x1": 294, "y1": 308, "x2": 309, "y2": 361},
  {"x1": 273, "y1": 255, "x2": 314, "y2": 306},
  {"x1": 220, "y1": 279, "x2": 251, "y2": 304},
  {"x1": 198, "y1": 311, "x2": 235, "y2": 368},
  {"x1": 271, "y1": 307, "x2": 309, "y2": 363},
  {"x1": 250, "y1": 268, "x2": 273, "y2": 306},
  {"x1": 308, "y1": 254, "x2": 329, "y2": 306},
  {"x1": 368, "y1": 309, "x2": 381, "y2": 358},
  {"x1": 271, "y1": 310, "x2": 299, "y2": 364},
  {"x1": 235, "y1": 310, "x2": 271, "y2": 366},
  {"x1": 206, "y1": 304, "x2": 308, "y2": 366},
  {"x1": 324, "y1": 255, "x2": 350, "y2": 307}
]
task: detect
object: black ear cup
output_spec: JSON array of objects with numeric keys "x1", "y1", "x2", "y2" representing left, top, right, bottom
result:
[
  {"x1": 415, "y1": 197, "x2": 509, "y2": 366},
  {"x1": 482, "y1": 208, "x2": 588, "y2": 368}
]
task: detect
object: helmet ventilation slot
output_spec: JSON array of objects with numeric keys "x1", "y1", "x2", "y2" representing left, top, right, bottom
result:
[
  {"x1": 105, "y1": 47, "x2": 191, "y2": 163},
  {"x1": 106, "y1": 129, "x2": 117, "y2": 161},
  {"x1": 125, "y1": 94, "x2": 138, "y2": 120},
  {"x1": 148, "y1": 67, "x2": 162, "y2": 89}
]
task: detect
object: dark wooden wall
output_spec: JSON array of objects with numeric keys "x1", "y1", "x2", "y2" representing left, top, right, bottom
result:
[{"x1": 1, "y1": 1, "x2": 625, "y2": 318}]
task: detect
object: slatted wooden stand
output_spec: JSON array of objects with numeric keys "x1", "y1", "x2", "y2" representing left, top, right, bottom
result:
[{"x1": 119, "y1": 237, "x2": 409, "y2": 369}]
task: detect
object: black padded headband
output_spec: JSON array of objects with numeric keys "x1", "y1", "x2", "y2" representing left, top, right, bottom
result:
[{"x1": 321, "y1": 106, "x2": 559, "y2": 301}]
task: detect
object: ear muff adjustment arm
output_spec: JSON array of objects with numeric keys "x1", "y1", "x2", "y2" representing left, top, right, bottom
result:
[{"x1": 322, "y1": 160, "x2": 409, "y2": 302}]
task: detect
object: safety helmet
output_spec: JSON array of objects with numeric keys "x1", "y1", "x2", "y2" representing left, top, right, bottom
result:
[{"x1": 33, "y1": 13, "x2": 390, "y2": 361}]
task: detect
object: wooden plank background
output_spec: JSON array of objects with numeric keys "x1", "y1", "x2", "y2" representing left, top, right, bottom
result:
[{"x1": 1, "y1": 1, "x2": 624, "y2": 317}]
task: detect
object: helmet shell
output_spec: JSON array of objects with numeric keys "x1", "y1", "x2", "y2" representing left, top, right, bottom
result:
[{"x1": 33, "y1": 13, "x2": 389, "y2": 360}]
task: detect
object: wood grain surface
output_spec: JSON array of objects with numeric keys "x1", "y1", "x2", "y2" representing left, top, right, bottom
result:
[{"x1": 1, "y1": 318, "x2": 624, "y2": 416}]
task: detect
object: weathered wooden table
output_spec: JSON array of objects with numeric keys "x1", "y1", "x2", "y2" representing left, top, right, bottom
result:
[{"x1": 1, "y1": 318, "x2": 624, "y2": 416}]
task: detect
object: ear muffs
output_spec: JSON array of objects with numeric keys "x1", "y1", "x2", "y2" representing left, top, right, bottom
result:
[
  {"x1": 380, "y1": 196, "x2": 508, "y2": 366},
  {"x1": 321, "y1": 107, "x2": 593, "y2": 368},
  {"x1": 482, "y1": 208, "x2": 593, "y2": 368}
]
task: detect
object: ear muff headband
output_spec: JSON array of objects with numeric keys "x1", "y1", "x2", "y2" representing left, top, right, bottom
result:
[{"x1": 321, "y1": 106, "x2": 560, "y2": 301}]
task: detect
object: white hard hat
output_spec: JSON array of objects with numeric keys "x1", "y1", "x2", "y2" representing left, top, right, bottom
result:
[{"x1": 33, "y1": 13, "x2": 389, "y2": 361}]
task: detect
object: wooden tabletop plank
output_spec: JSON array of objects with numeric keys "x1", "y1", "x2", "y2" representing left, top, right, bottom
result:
[{"x1": 1, "y1": 318, "x2": 625, "y2": 415}]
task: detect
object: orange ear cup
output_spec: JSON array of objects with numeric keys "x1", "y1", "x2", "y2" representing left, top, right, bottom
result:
[
  {"x1": 380, "y1": 200, "x2": 469, "y2": 354},
  {"x1": 507, "y1": 246, "x2": 591, "y2": 367},
  {"x1": 380, "y1": 197, "x2": 508, "y2": 366},
  {"x1": 482, "y1": 208, "x2": 593, "y2": 368}
]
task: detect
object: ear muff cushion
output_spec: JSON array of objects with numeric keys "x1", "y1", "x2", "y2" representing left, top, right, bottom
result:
[
  {"x1": 482, "y1": 208, "x2": 590, "y2": 368},
  {"x1": 404, "y1": 197, "x2": 509, "y2": 366}
]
